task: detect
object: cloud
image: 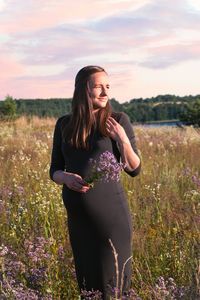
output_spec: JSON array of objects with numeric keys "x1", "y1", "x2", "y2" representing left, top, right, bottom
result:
[
  {"x1": 0, "y1": 0, "x2": 5, "y2": 12},
  {"x1": 2, "y1": 0, "x2": 199, "y2": 68},
  {"x1": 0, "y1": 0, "x2": 200, "y2": 100},
  {"x1": 0, "y1": 78, "x2": 72, "y2": 100},
  {"x1": 0, "y1": 0, "x2": 151, "y2": 33},
  {"x1": 139, "y1": 42, "x2": 200, "y2": 69},
  {"x1": 0, "y1": 54, "x2": 25, "y2": 78}
]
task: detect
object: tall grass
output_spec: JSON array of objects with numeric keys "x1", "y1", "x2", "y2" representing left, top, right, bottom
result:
[{"x1": 0, "y1": 116, "x2": 199, "y2": 299}]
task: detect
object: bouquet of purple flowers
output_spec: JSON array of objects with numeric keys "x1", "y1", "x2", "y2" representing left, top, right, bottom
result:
[{"x1": 86, "y1": 151, "x2": 125, "y2": 188}]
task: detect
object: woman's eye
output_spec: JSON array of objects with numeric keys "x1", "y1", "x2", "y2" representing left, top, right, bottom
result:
[{"x1": 94, "y1": 85, "x2": 110, "y2": 89}]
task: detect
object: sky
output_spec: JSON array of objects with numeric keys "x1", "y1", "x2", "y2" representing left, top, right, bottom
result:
[{"x1": 0, "y1": 0, "x2": 200, "y2": 102}]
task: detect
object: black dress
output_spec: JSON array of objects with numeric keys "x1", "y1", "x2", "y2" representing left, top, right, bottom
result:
[{"x1": 49, "y1": 112, "x2": 141, "y2": 299}]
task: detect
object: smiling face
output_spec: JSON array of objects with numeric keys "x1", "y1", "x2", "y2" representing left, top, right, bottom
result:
[{"x1": 88, "y1": 71, "x2": 110, "y2": 111}]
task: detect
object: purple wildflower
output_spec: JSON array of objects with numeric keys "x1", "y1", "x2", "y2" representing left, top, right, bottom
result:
[
  {"x1": 27, "y1": 267, "x2": 47, "y2": 288},
  {"x1": 107, "y1": 285, "x2": 141, "y2": 300},
  {"x1": 9, "y1": 250, "x2": 17, "y2": 258},
  {"x1": 80, "y1": 289, "x2": 102, "y2": 299},
  {"x1": 86, "y1": 151, "x2": 125, "y2": 187},
  {"x1": 1, "y1": 277, "x2": 52, "y2": 299},
  {"x1": 57, "y1": 245, "x2": 65, "y2": 260},
  {"x1": 0, "y1": 244, "x2": 9, "y2": 256},
  {"x1": 6, "y1": 260, "x2": 26, "y2": 277},
  {"x1": 191, "y1": 174, "x2": 200, "y2": 188},
  {"x1": 182, "y1": 167, "x2": 200, "y2": 189},
  {"x1": 122, "y1": 288, "x2": 141, "y2": 299},
  {"x1": 182, "y1": 167, "x2": 191, "y2": 176},
  {"x1": 16, "y1": 185, "x2": 24, "y2": 194},
  {"x1": 0, "y1": 186, "x2": 13, "y2": 199},
  {"x1": 155, "y1": 276, "x2": 187, "y2": 299},
  {"x1": 24, "y1": 237, "x2": 51, "y2": 263}
]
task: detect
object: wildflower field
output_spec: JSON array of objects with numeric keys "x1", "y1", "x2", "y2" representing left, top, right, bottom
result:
[{"x1": 0, "y1": 116, "x2": 199, "y2": 300}]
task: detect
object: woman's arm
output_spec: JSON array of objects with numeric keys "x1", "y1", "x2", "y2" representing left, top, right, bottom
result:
[
  {"x1": 49, "y1": 117, "x2": 90, "y2": 193},
  {"x1": 116, "y1": 139, "x2": 140, "y2": 172},
  {"x1": 106, "y1": 112, "x2": 141, "y2": 177},
  {"x1": 49, "y1": 117, "x2": 66, "y2": 181},
  {"x1": 52, "y1": 170, "x2": 66, "y2": 185},
  {"x1": 53, "y1": 170, "x2": 90, "y2": 193}
]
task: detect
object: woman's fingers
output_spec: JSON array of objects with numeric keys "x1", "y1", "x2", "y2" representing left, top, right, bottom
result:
[
  {"x1": 106, "y1": 117, "x2": 119, "y2": 134},
  {"x1": 106, "y1": 118, "x2": 115, "y2": 126},
  {"x1": 106, "y1": 118, "x2": 116, "y2": 130},
  {"x1": 106, "y1": 122, "x2": 111, "y2": 130},
  {"x1": 66, "y1": 173, "x2": 90, "y2": 193},
  {"x1": 106, "y1": 117, "x2": 129, "y2": 143},
  {"x1": 106, "y1": 120, "x2": 111, "y2": 127},
  {"x1": 106, "y1": 118, "x2": 119, "y2": 130},
  {"x1": 73, "y1": 177, "x2": 90, "y2": 193},
  {"x1": 71, "y1": 185, "x2": 90, "y2": 193},
  {"x1": 108, "y1": 117, "x2": 118, "y2": 125}
]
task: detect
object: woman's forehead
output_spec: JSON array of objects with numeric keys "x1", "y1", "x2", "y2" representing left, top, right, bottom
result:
[{"x1": 89, "y1": 72, "x2": 109, "y2": 84}]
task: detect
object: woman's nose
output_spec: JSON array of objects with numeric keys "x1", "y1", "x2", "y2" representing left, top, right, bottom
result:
[{"x1": 100, "y1": 86, "x2": 107, "y2": 95}]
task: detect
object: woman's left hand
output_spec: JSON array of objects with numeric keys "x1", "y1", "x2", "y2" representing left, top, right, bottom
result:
[
  {"x1": 106, "y1": 117, "x2": 130, "y2": 144},
  {"x1": 106, "y1": 116, "x2": 140, "y2": 171}
]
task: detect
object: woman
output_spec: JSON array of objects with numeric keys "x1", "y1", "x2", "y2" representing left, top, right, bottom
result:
[{"x1": 49, "y1": 65, "x2": 141, "y2": 299}]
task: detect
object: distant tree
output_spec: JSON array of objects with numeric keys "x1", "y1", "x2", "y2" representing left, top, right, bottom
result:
[
  {"x1": 1, "y1": 95, "x2": 17, "y2": 118},
  {"x1": 180, "y1": 100, "x2": 200, "y2": 127},
  {"x1": 110, "y1": 98, "x2": 122, "y2": 112},
  {"x1": 6, "y1": 94, "x2": 200, "y2": 121}
]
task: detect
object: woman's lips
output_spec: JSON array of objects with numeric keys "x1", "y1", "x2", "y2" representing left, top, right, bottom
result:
[{"x1": 98, "y1": 97, "x2": 108, "y2": 101}]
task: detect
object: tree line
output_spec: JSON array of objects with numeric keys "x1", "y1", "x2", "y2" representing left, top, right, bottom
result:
[{"x1": 0, "y1": 94, "x2": 200, "y2": 126}]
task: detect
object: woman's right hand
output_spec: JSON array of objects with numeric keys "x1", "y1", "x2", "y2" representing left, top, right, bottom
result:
[
  {"x1": 52, "y1": 170, "x2": 90, "y2": 193},
  {"x1": 62, "y1": 172, "x2": 90, "y2": 193}
]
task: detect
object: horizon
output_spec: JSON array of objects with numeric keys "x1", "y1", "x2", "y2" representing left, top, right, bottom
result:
[
  {"x1": 0, "y1": 0, "x2": 200, "y2": 103},
  {"x1": 1, "y1": 92, "x2": 200, "y2": 103}
]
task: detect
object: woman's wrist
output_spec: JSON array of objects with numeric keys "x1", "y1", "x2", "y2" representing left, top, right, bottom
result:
[
  {"x1": 53, "y1": 170, "x2": 68, "y2": 185},
  {"x1": 117, "y1": 138, "x2": 131, "y2": 146}
]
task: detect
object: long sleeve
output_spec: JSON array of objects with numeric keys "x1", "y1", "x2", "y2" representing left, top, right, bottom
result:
[
  {"x1": 49, "y1": 116, "x2": 65, "y2": 181},
  {"x1": 119, "y1": 112, "x2": 141, "y2": 177}
]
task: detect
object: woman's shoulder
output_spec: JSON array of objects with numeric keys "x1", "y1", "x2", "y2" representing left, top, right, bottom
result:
[
  {"x1": 111, "y1": 111, "x2": 122, "y2": 122},
  {"x1": 111, "y1": 111, "x2": 130, "y2": 123},
  {"x1": 55, "y1": 114, "x2": 71, "y2": 129}
]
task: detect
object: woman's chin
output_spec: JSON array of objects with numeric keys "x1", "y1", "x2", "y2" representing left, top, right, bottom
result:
[{"x1": 93, "y1": 102, "x2": 108, "y2": 110}]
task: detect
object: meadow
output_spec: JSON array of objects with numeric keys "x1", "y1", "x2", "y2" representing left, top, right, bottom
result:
[{"x1": 0, "y1": 116, "x2": 199, "y2": 300}]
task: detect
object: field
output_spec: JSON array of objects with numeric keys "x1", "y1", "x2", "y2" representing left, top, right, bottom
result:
[{"x1": 0, "y1": 116, "x2": 199, "y2": 299}]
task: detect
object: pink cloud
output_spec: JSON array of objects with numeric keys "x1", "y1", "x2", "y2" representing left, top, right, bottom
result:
[
  {"x1": 0, "y1": 76, "x2": 73, "y2": 100},
  {"x1": 0, "y1": 0, "x2": 200, "y2": 100},
  {"x1": 0, "y1": 54, "x2": 25, "y2": 78},
  {"x1": 0, "y1": 0, "x2": 150, "y2": 34},
  {"x1": 140, "y1": 42, "x2": 200, "y2": 68}
]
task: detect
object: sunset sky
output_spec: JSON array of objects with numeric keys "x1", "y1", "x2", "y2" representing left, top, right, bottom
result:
[{"x1": 0, "y1": 0, "x2": 200, "y2": 102}]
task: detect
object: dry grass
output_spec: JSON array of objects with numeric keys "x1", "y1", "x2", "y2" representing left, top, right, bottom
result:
[{"x1": 0, "y1": 117, "x2": 199, "y2": 299}]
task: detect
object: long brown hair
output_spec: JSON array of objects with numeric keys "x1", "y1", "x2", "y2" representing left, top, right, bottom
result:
[{"x1": 62, "y1": 65, "x2": 112, "y2": 149}]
